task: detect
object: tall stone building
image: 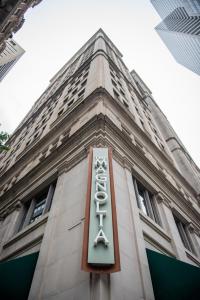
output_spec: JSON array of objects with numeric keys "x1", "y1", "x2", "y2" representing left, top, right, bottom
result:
[
  {"x1": 0, "y1": 29, "x2": 200, "y2": 300},
  {"x1": 151, "y1": 0, "x2": 200, "y2": 75},
  {"x1": 0, "y1": 38, "x2": 25, "y2": 81}
]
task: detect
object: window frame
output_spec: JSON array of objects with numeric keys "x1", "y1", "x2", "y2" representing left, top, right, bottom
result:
[
  {"x1": 19, "y1": 183, "x2": 56, "y2": 231},
  {"x1": 133, "y1": 177, "x2": 161, "y2": 225},
  {"x1": 173, "y1": 214, "x2": 196, "y2": 255}
]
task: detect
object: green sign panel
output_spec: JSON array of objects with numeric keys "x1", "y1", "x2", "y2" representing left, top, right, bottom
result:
[{"x1": 88, "y1": 148, "x2": 115, "y2": 265}]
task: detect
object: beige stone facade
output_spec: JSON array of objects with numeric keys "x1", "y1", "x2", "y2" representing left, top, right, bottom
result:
[{"x1": 0, "y1": 29, "x2": 200, "y2": 299}]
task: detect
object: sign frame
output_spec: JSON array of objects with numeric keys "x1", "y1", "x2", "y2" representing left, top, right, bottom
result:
[{"x1": 81, "y1": 147, "x2": 120, "y2": 273}]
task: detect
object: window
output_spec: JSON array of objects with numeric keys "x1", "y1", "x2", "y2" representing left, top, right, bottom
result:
[
  {"x1": 19, "y1": 182, "x2": 56, "y2": 230},
  {"x1": 113, "y1": 89, "x2": 120, "y2": 100},
  {"x1": 75, "y1": 80, "x2": 81, "y2": 86},
  {"x1": 83, "y1": 72, "x2": 89, "y2": 79},
  {"x1": 117, "y1": 80, "x2": 122, "y2": 88},
  {"x1": 133, "y1": 178, "x2": 160, "y2": 224},
  {"x1": 68, "y1": 99, "x2": 74, "y2": 107},
  {"x1": 63, "y1": 97, "x2": 69, "y2": 104},
  {"x1": 58, "y1": 108, "x2": 64, "y2": 116},
  {"x1": 123, "y1": 100, "x2": 129, "y2": 109},
  {"x1": 120, "y1": 89, "x2": 125, "y2": 97},
  {"x1": 111, "y1": 79, "x2": 117, "y2": 87},
  {"x1": 152, "y1": 128, "x2": 158, "y2": 135},
  {"x1": 110, "y1": 72, "x2": 115, "y2": 79},
  {"x1": 35, "y1": 124, "x2": 39, "y2": 132},
  {"x1": 155, "y1": 136, "x2": 165, "y2": 151},
  {"x1": 42, "y1": 118, "x2": 46, "y2": 125},
  {"x1": 10, "y1": 40, "x2": 16, "y2": 46},
  {"x1": 78, "y1": 89, "x2": 85, "y2": 97},
  {"x1": 34, "y1": 132, "x2": 39, "y2": 139},
  {"x1": 29, "y1": 196, "x2": 46, "y2": 223},
  {"x1": 26, "y1": 140, "x2": 31, "y2": 147},
  {"x1": 72, "y1": 88, "x2": 78, "y2": 95},
  {"x1": 174, "y1": 215, "x2": 195, "y2": 254},
  {"x1": 81, "y1": 79, "x2": 87, "y2": 87},
  {"x1": 140, "y1": 119, "x2": 145, "y2": 130},
  {"x1": 135, "y1": 105, "x2": 139, "y2": 113}
]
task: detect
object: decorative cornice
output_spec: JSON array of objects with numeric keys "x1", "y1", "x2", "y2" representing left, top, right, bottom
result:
[
  {"x1": 155, "y1": 191, "x2": 164, "y2": 203},
  {"x1": 14, "y1": 200, "x2": 22, "y2": 211},
  {"x1": 122, "y1": 156, "x2": 133, "y2": 171},
  {"x1": 155, "y1": 191, "x2": 172, "y2": 208}
]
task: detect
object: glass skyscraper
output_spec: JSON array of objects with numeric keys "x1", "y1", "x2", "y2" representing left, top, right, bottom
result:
[
  {"x1": 0, "y1": 39, "x2": 25, "y2": 81},
  {"x1": 151, "y1": 0, "x2": 200, "y2": 75}
]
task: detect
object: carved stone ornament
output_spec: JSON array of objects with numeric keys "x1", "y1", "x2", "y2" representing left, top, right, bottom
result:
[
  {"x1": 155, "y1": 191, "x2": 164, "y2": 203},
  {"x1": 14, "y1": 200, "x2": 22, "y2": 211},
  {"x1": 187, "y1": 223, "x2": 195, "y2": 233}
]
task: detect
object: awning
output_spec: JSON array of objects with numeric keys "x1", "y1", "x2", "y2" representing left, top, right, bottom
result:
[
  {"x1": 0, "y1": 251, "x2": 39, "y2": 300},
  {"x1": 146, "y1": 249, "x2": 200, "y2": 300}
]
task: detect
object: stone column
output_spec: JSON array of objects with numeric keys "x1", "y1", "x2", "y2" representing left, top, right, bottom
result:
[
  {"x1": 91, "y1": 274, "x2": 110, "y2": 300},
  {"x1": 28, "y1": 158, "x2": 90, "y2": 300},
  {"x1": 155, "y1": 192, "x2": 187, "y2": 261},
  {"x1": 109, "y1": 158, "x2": 154, "y2": 300}
]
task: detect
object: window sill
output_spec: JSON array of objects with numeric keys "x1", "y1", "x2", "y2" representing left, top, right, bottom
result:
[
  {"x1": 185, "y1": 249, "x2": 200, "y2": 266},
  {"x1": 139, "y1": 210, "x2": 171, "y2": 242},
  {"x1": 3, "y1": 213, "x2": 49, "y2": 249}
]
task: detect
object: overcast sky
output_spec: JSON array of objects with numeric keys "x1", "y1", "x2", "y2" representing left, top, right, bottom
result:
[{"x1": 0, "y1": 0, "x2": 199, "y2": 166}]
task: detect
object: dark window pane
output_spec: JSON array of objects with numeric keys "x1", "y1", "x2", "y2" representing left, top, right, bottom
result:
[
  {"x1": 174, "y1": 216, "x2": 194, "y2": 253},
  {"x1": 29, "y1": 198, "x2": 46, "y2": 224}
]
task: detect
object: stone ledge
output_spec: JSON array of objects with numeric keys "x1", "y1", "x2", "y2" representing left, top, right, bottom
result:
[
  {"x1": 3, "y1": 214, "x2": 48, "y2": 249},
  {"x1": 140, "y1": 211, "x2": 171, "y2": 242},
  {"x1": 185, "y1": 249, "x2": 200, "y2": 266}
]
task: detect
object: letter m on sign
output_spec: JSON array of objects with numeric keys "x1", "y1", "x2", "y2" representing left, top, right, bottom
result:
[{"x1": 95, "y1": 156, "x2": 107, "y2": 169}]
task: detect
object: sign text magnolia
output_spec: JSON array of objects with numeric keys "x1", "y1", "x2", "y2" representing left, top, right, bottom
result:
[{"x1": 87, "y1": 148, "x2": 115, "y2": 265}]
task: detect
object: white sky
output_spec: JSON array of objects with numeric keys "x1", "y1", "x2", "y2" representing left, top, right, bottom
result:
[{"x1": 0, "y1": 0, "x2": 199, "y2": 167}]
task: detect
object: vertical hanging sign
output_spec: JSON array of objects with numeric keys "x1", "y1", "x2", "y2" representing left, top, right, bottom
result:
[
  {"x1": 88, "y1": 148, "x2": 115, "y2": 265},
  {"x1": 82, "y1": 147, "x2": 120, "y2": 272}
]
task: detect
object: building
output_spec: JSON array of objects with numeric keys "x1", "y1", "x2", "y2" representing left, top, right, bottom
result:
[
  {"x1": 150, "y1": 0, "x2": 200, "y2": 19},
  {"x1": 151, "y1": 0, "x2": 200, "y2": 75},
  {"x1": 0, "y1": 38, "x2": 24, "y2": 81},
  {"x1": 0, "y1": 0, "x2": 42, "y2": 54},
  {"x1": 0, "y1": 29, "x2": 200, "y2": 300}
]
